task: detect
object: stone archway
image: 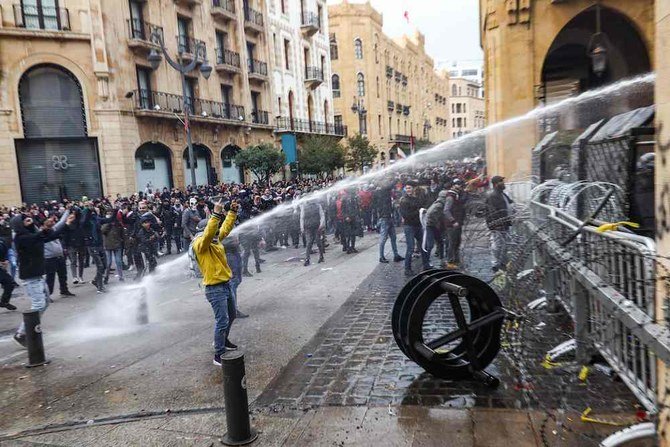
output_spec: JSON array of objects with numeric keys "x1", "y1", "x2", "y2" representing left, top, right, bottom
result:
[
  {"x1": 135, "y1": 142, "x2": 173, "y2": 192},
  {"x1": 220, "y1": 144, "x2": 244, "y2": 184},
  {"x1": 182, "y1": 144, "x2": 212, "y2": 187}
]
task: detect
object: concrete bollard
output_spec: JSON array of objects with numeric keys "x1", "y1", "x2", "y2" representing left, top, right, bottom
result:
[
  {"x1": 136, "y1": 288, "x2": 149, "y2": 325},
  {"x1": 221, "y1": 352, "x2": 258, "y2": 446},
  {"x1": 24, "y1": 311, "x2": 50, "y2": 368}
]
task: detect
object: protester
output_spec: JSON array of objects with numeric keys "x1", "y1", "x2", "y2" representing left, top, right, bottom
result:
[
  {"x1": 43, "y1": 216, "x2": 76, "y2": 297},
  {"x1": 486, "y1": 175, "x2": 514, "y2": 272},
  {"x1": 444, "y1": 179, "x2": 467, "y2": 269}
]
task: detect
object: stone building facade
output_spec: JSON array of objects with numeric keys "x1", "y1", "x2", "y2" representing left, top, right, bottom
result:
[
  {"x1": 449, "y1": 77, "x2": 485, "y2": 139},
  {"x1": 0, "y1": 0, "x2": 278, "y2": 205},
  {"x1": 328, "y1": 0, "x2": 451, "y2": 166},
  {"x1": 480, "y1": 0, "x2": 654, "y2": 179}
]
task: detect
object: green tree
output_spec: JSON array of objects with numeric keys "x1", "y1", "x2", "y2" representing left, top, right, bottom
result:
[
  {"x1": 234, "y1": 143, "x2": 285, "y2": 184},
  {"x1": 344, "y1": 134, "x2": 378, "y2": 172},
  {"x1": 299, "y1": 135, "x2": 345, "y2": 178}
]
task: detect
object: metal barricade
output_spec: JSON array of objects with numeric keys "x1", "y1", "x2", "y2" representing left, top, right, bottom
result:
[{"x1": 527, "y1": 200, "x2": 668, "y2": 413}]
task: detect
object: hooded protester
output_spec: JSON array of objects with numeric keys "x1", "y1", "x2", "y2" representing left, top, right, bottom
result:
[
  {"x1": 11, "y1": 210, "x2": 76, "y2": 348},
  {"x1": 182, "y1": 197, "x2": 202, "y2": 243},
  {"x1": 424, "y1": 190, "x2": 447, "y2": 262}
]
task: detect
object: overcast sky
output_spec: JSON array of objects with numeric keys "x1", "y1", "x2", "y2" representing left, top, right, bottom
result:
[{"x1": 326, "y1": 0, "x2": 483, "y2": 66}]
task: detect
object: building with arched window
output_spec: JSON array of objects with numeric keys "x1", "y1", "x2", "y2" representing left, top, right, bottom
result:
[
  {"x1": 0, "y1": 0, "x2": 281, "y2": 205},
  {"x1": 328, "y1": 1, "x2": 452, "y2": 167}
]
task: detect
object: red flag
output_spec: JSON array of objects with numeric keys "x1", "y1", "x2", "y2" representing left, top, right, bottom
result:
[{"x1": 403, "y1": 11, "x2": 409, "y2": 23}]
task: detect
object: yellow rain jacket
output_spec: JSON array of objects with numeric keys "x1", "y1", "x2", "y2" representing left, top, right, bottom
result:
[{"x1": 191, "y1": 211, "x2": 237, "y2": 286}]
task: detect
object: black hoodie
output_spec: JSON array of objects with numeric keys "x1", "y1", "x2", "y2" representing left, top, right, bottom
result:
[{"x1": 11, "y1": 211, "x2": 70, "y2": 280}]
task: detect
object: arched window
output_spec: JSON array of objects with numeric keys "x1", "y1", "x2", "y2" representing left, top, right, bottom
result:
[
  {"x1": 354, "y1": 38, "x2": 363, "y2": 59},
  {"x1": 451, "y1": 84, "x2": 457, "y2": 96},
  {"x1": 357, "y1": 73, "x2": 365, "y2": 97},
  {"x1": 332, "y1": 74, "x2": 340, "y2": 97},
  {"x1": 329, "y1": 34, "x2": 338, "y2": 60}
]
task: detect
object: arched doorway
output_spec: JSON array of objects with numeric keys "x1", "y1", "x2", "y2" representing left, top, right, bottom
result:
[
  {"x1": 182, "y1": 144, "x2": 212, "y2": 186},
  {"x1": 16, "y1": 64, "x2": 102, "y2": 204},
  {"x1": 221, "y1": 144, "x2": 244, "y2": 184},
  {"x1": 288, "y1": 90, "x2": 295, "y2": 129},
  {"x1": 540, "y1": 6, "x2": 651, "y2": 129},
  {"x1": 135, "y1": 142, "x2": 173, "y2": 192},
  {"x1": 389, "y1": 146, "x2": 398, "y2": 162}
]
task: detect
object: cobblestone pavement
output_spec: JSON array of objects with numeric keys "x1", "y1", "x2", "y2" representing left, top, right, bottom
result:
[{"x1": 257, "y1": 226, "x2": 641, "y2": 419}]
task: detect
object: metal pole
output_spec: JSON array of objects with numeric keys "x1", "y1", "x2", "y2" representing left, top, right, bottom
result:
[
  {"x1": 23, "y1": 311, "x2": 50, "y2": 368},
  {"x1": 181, "y1": 71, "x2": 197, "y2": 188},
  {"x1": 221, "y1": 352, "x2": 258, "y2": 445}
]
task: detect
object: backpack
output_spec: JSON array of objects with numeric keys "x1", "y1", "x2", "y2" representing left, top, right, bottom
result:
[{"x1": 187, "y1": 237, "x2": 203, "y2": 279}]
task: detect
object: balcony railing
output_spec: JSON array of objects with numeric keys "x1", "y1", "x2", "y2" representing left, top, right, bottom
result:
[
  {"x1": 391, "y1": 134, "x2": 411, "y2": 144},
  {"x1": 401, "y1": 75, "x2": 408, "y2": 86},
  {"x1": 276, "y1": 117, "x2": 347, "y2": 137},
  {"x1": 251, "y1": 110, "x2": 269, "y2": 125},
  {"x1": 244, "y1": 6, "x2": 263, "y2": 27},
  {"x1": 13, "y1": 4, "x2": 70, "y2": 30},
  {"x1": 394, "y1": 70, "x2": 402, "y2": 82},
  {"x1": 402, "y1": 105, "x2": 410, "y2": 116},
  {"x1": 247, "y1": 58, "x2": 268, "y2": 76},
  {"x1": 177, "y1": 35, "x2": 206, "y2": 57},
  {"x1": 212, "y1": 0, "x2": 235, "y2": 14},
  {"x1": 385, "y1": 66, "x2": 393, "y2": 78},
  {"x1": 304, "y1": 66, "x2": 324, "y2": 82},
  {"x1": 216, "y1": 48, "x2": 241, "y2": 68},
  {"x1": 395, "y1": 103, "x2": 402, "y2": 114},
  {"x1": 301, "y1": 11, "x2": 320, "y2": 28},
  {"x1": 127, "y1": 18, "x2": 163, "y2": 44},
  {"x1": 387, "y1": 100, "x2": 394, "y2": 111},
  {"x1": 133, "y1": 89, "x2": 245, "y2": 122}
]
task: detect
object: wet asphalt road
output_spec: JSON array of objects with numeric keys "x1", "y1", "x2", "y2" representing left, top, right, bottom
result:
[{"x1": 0, "y1": 234, "x2": 381, "y2": 435}]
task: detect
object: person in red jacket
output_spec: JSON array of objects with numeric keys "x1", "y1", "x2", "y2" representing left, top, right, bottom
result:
[{"x1": 358, "y1": 186, "x2": 373, "y2": 231}]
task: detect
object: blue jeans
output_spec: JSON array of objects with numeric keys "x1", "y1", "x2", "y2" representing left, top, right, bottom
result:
[
  {"x1": 404, "y1": 225, "x2": 430, "y2": 271},
  {"x1": 17, "y1": 277, "x2": 49, "y2": 335},
  {"x1": 205, "y1": 282, "x2": 236, "y2": 357},
  {"x1": 378, "y1": 217, "x2": 399, "y2": 259},
  {"x1": 8, "y1": 247, "x2": 17, "y2": 280},
  {"x1": 105, "y1": 248, "x2": 124, "y2": 280}
]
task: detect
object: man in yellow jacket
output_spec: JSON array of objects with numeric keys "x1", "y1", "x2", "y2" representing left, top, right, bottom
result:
[{"x1": 192, "y1": 199, "x2": 239, "y2": 366}]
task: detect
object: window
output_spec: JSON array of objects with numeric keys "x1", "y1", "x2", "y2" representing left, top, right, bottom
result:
[
  {"x1": 329, "y1": 34, "x2": 338, "y2": 60},
  {"x1": 177, "y1": 16, "x2": 191, "y2": 53},
  {"x1": 283, "y1": 39, "x2": 291, "y2": 70},
  {"x1": 129, "y1": 0, "x2": 144, "y2": 38},
  {"x1": 456, "y1": 117, "x2": 462, "y2": 127},
  {"x1": 388, "y1": 116, "x2": 392, "y2": 135},
  {"x1": 251, "y1": 91, "x2": 261, "y2": 122},
  {"x1": 354, "y1": 38, "x2": 363, "y2": 59},
  {"x1": 464, "y1": 118, "x2": 467, "y2": 127},
  {"x1": 357, "y1": 73, "x2": 365, "y2": 97},
  {"x1": 331, "y1": 74, "x2": 340, "y2": 97},
  {"x1": 463, "y1": 104, "x2": 466, "y2": 113},
  {"x1": 320, "y1": 55, "x2": 326, "y2": 76},
  {"x1": 456, "y1": 103, "x2": 461, "y2": 113},
  {"x1": 185, "y1": 77, "x2": 197, "y2": 113},
  {"x1": 21, "y1": 0, "x2": 63, "y2": 30},
  {"x1": 451, "y1": 103, "x2": 455, "y2": 113},
  {"x1": 359, "y1": 114, "x2": 367, "y2": 135},
  {"x1": 452, "y1": 118, "x2": 455, "y2": 127},
  {"x1": 221, "y1": 84, "x2": 232, "y2": 117},
  {"x1": 376, "y1": 76, "x2": 380, "y2": 98},
  {"x1": 334, "y1": 114, "x2": 343, "y2": 128},
  {"x1": 451, "y1": 84, "x2": 457, "y2": 96},
  {"x1": 136, "y1": 66, "x2": 152, "y2": 109},
  {"x1": 378, "y1": 114, "x2": 382, "y2": 134},
  {"x1": 317, "y1": 4, "x2": 323, "y2": 31}
]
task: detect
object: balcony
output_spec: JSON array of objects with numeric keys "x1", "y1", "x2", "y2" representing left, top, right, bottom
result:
[
  {"x1": 394, "y1": 70, "x2": 402, "y2": 82},
  {"x1": 385, "y1": 65, "x2": 393, "y2": 78},
  {"x1": 250, "y1": 110, "x2": 270, "y2": 125},
  {"x1": 401, "y1": 75, "x2": 408, "y2": 86},
  {"x1": 177, "y1": 36, "x2": 206, "y2": 62},
  {"x1": 395, "y1": 103, "x2": 402, "y2": 114},
  {"x1": 387, "y1": 100, "x2": 394, "y2": 111},
  {"x1": 403, "y1": 105, "x2": 410, "y2": 116},
  {"x1": 300, "y1": 11, "x2": 320, "y2": 37},
  {"x1": 275, "y1": 117, "x2": 347, "y2": 138},
  {"x1": 215, "y1": 48, "x2": 241, "y2": 74},
  {"x1": 211, "y1": 0, "x2": 236, "y2": 22},
  {"x1": 127, "y1": 19, "x2": 163, "y2": 53},
  {"x1": 247, "y1": 58, "x2": 268, "y2": 82},
  {"x1": 244, "y1": 7, "x2": 264, "y2": 34},
  {"x1": 12, "y1": 4, "x2": 70, "y2": 31},
  {"x1": 133, "y1": 89, "x2": 246, "y2": 124},
  {"x1": 389, "y1": 134, "x2": 411, "y2": 144},
  {"x1": 304, "y1": 66, "x2": 323, "y2": 89},
  {"x1": 174, "y1": 0, "x2": 202, "y2": 7}
]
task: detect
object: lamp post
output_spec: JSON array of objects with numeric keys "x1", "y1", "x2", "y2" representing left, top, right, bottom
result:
[
  {"x1": 148, "y1": 32, "x2": 212, "y2": 188},
  {"x1": 587, "y1": 1, "x2": 608, "y2": 78},
  {"x1": 350, "y1": 96, "x2": 367, "y2": 134}
]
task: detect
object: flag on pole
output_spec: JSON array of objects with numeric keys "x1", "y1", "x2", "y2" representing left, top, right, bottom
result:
[{"x1": 403, "y1": 10, "x2": 409, "y2": 23}]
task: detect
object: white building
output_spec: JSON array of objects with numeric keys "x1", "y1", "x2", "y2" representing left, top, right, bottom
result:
[
  {"x1": 266, "y1": 0, "x2": 340, "y2": 163},
  {"x1": 440, "y1": 60, "x2": 484, "y2": 85}
]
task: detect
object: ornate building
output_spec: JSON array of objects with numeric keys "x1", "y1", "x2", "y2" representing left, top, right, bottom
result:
[
  {"x1": 480, "y1": 0, "x2": 654, "y2": 179},
  {"x1": 328, "y1": 0, "x2": 451, "y2": 166},
  {"x1": 0, "y1": 0, "x2": 278, "y2": 205},
  {"x1": 449, "y1": 77, "x2": 486, "y2": 139}
]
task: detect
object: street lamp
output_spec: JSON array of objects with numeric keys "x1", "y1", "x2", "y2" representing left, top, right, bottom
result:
[
  {"x1": 351, "y1": 96, "x2": 367, "y2": 134},
  {"x1": 148, "y1": 31, "x2": 212, "y2": 188}
]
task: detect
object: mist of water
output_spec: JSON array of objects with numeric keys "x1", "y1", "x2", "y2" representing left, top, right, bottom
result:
[{"x1": 55, "y1": 72, "x2": 655, "y2": 344}]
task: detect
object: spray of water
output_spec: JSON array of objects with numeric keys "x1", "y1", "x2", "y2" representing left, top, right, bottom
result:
[{"x1": 57, "y1": 72, "x2": 655, "y2": 343}]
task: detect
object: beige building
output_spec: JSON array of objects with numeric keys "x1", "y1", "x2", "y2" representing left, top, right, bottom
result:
[
  {"x1": 0, "y1": 0, "x2": 280, "y2": 205},
  {"x1": 328, "y1": 0, "x2": 451, "y2": 166},
  {"x1": 449, "y1": 77, "x2": 485, "y2": 139},
  {"x1": 480, "y1": 0, "x2": 654, "y2": 180}
]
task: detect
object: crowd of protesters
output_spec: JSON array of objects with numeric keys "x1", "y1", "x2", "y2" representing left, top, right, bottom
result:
[{"x1": 0, "y1": 158, "x2": 515, "y2": 352}]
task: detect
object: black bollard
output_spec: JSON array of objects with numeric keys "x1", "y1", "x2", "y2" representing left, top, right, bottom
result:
[
  {"x1": 221, "y1": 352, "x2": 258, "y2": 446},
  {"x1": 136, "y1": 288, "x2": 149, "y2": 325},
  {"x1": 24, "y1": 311, "x2": 50, "y2": 368}
]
